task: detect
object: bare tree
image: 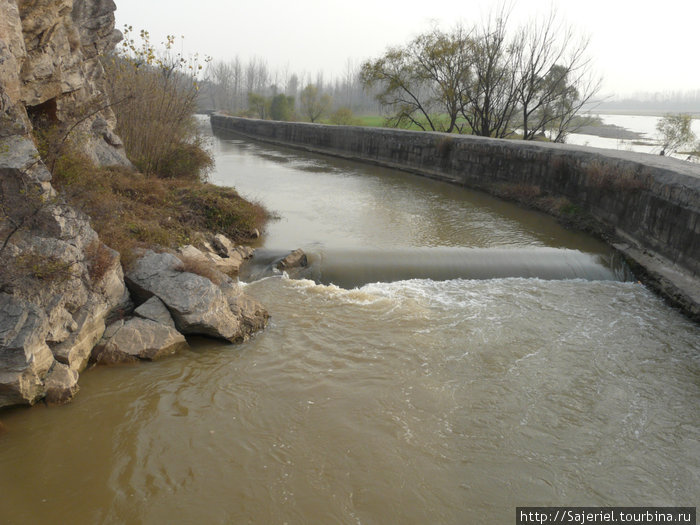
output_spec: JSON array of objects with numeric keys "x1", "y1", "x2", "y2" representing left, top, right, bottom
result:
[
  {"x1": 460, "y1": 9, "x2": 520, "y2": 138},
  {"x1": 513, "y1": 10, "x2": 601, "y2": 141},
  {"x1": 361, "y1": 4, "x2": 600, "y2": 141}
]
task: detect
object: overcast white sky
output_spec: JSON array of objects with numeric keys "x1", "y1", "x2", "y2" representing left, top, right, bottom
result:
[{"x1": 113, "y1": 0, "x2": 698, "y2": 97}]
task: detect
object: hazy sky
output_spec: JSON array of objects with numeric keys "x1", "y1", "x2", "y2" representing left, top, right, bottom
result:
[{"x1": 113, "y1": 0, "x2": 698, "y2": 96}]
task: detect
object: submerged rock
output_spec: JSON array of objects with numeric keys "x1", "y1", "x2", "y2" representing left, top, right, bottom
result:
[
  {"x1": 126, "y1": 251, "x2": 268, "y2": 343},
  {"x1": 276, "y1": 249, "x2": 308, "y2": 272},
  {"x1": 92, "y1": 318, "x2": 188, "y2": 365}
]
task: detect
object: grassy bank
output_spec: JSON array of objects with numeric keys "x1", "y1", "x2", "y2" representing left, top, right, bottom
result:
[{"x1": 49, "y1": 147, "x2": 268, "y2": 268}]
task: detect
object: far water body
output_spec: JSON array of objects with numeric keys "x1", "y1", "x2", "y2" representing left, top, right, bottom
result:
[
  {"x1": 0, "y1": 124, "x2": 698, "y2": 524},
  {"x1": 567, "y1": 113, "x2": 700, "y2": 159}
]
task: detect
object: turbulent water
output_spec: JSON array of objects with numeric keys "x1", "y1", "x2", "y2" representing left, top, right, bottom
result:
[{"x1": 0, "y1": 127, "x2": 698, "y2": 524}]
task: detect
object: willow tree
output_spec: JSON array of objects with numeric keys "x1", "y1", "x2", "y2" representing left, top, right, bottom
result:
[
  {"x1": 360, "y1": 27, "x2": 472, "y2": 133},
  {"x1": 361, "y1": 6, "x2": 600, "y2": 141}
]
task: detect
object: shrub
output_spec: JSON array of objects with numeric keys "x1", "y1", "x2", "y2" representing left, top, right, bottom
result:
[
  {"x1": 329, "y1": 107, "x2": 357, "y2": 126},
  {"x1": 157, "y1": 139, "x2": 214, "y2": 180},
  {"x1": 102, "y1": 27, "x2": 212, "y2": 180},
  {"x1": 48, "y1": 148, "x2": 268, "y2": 268}
]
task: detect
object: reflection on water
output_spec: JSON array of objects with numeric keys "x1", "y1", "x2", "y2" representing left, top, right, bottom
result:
[{"x1": 0, "y1": 127, "x2": 698, "y2": 525}]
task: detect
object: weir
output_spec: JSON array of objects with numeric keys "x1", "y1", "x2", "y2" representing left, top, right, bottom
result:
[
  {"x1": 246, "y1": 247, "x2": 629, "y2": 288},
  {"x1": 210, "y1": 115, "x2": 700, "y2": 321}
]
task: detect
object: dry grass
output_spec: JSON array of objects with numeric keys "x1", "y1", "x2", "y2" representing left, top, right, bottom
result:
[
  {"x1": 585, "y1": 160, "x2": 647, "y2": 191},
  {"x1": 84, "y1": 240, "x2": 116, "y2": 282},
  {"x1": 175, "y1": 254, "x2": 225, "y2": 285},
  {"x1": 49, "y1": 146, "x2": 268, "y2": 269}
]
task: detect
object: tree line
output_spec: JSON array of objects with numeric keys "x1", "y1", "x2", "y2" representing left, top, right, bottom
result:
[
  {"x1": 200, "y1": 7, "x2": 600, "y2": 140},
  {"x1": 360, "y1": 7, "x2": 600, "y2": 141},
  {"x1": 199, "y1": 57, "x2": 380, "y2": 122}
]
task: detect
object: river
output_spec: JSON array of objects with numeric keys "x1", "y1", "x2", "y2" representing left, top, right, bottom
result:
[{"x1": 0, "y1": 126, "x2": 698, "y2": 524}]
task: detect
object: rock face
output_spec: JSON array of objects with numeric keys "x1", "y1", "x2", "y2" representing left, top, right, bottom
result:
[
  {"x1": 0, "y1": 4, "x2": 269, "y2": 410},
  {"x1": 126, "y1": 251, "x2": 269, "y2": 343},
  {"x1": 0, "y1": 0, "x2": 130, "y2": 408},
  {"x1": 134, "y1": 296, "x2": 176, "y2": 328},
  {"x1": 0, "y1": 295, "x2": 54, "y2": 406}
]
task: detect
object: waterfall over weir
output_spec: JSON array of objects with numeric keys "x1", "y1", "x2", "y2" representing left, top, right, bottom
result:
[{"x1": 245, "y1": 247, "x2": 630, "y2": 288}]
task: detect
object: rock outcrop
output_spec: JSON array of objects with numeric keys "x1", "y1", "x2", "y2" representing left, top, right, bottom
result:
[
  {"x1": 0, "y1": 2, "x2": 269, "y2": 409},
  {"x1": 0, "y1": 0, "x2": 133, "y2": 408},
  {"x1": 126, "y1": 251, "x2": 269, "y2": 343}
]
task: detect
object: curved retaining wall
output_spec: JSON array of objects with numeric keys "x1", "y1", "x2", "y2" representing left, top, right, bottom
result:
[{"x1": 211, "y1": 115, "x2": 700, "y2": 320}]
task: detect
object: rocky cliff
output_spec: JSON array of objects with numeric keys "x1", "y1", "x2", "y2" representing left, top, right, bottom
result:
[
  {"x1": 0, "y1": 0, "x2": 132, "y2": 407},
  {"x1": 0, "y1": 1, "x2": 268, "y2": 409}
]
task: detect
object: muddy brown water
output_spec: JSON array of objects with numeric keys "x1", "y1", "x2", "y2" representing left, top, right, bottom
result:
[{"x1": 0, "y1": 129, "x2": 698, "y2": 524}]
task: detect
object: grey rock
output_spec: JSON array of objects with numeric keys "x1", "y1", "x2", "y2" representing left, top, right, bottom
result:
[
  {"x1": 0, "y1": 294, "x2": 55, "y2": 407},
  {"x1": 92, "y1": 317, "x2": 188, "y2": 364},
  {"x1": 126, "y1": 251, "x2": 268, "y2": 342},
  {"x1": 134, "y1": 296, "x2": 176, "y2": 328},
  {"x1": 276, "y1": 249, "x2": 308, "y2": 271},
  {"x1": 44, "y1": 362, "x2": 79, "y2": 405}
]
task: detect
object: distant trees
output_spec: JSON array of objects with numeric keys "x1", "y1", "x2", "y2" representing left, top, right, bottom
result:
[
  {"x1": 202, "y1": 55, "x2": 378, "y2": 120},
  {"x1": 270, "y1": 94, "x2": 295, "y2": 121},
  {"x1": 299, "y1": 84, "x2": 331, "y2": 122},
  {"x1": 656, "y1": 113, "x2": 697, "y2": 155},
  {"x1": 360, "y1": 7, "x2": 601, "y2": 141}
]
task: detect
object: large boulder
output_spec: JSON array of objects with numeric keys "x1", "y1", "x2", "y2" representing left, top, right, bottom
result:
[
  {"x1": 126, "y1": 251, "x2": 268, "y2": 343},
  {"x1": 91, "y1": 317, "x2": 188, "y2": 365}
]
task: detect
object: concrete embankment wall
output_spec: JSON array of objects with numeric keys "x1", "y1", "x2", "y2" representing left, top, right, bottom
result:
[{"x1": 211, "y1": 115, "x2": 700, "y2": 319}]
